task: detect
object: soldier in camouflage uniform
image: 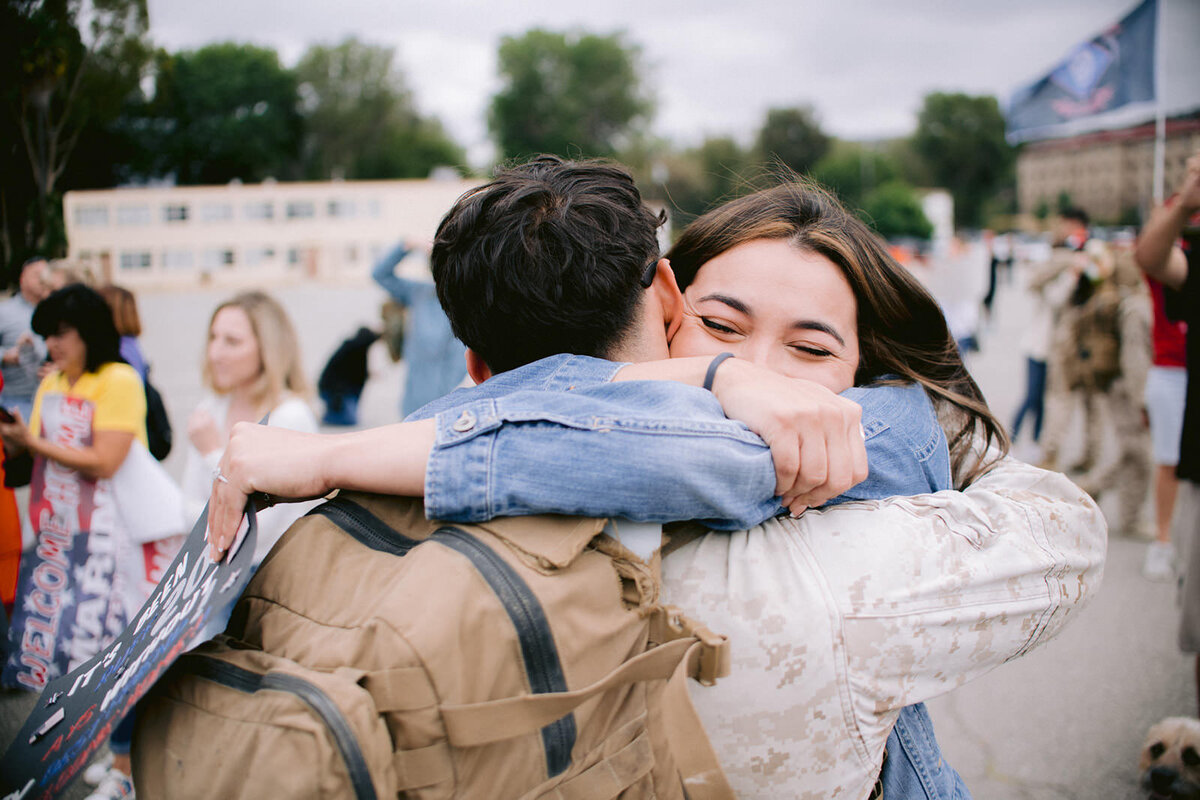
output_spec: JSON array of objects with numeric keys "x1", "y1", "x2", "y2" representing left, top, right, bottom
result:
[
  {"x1": 1035, "y1": 209, "x2": 1100, "y2": 472},
  {"x1": 1074, "y1": 245, "x2": 1153, "y2": 535}
]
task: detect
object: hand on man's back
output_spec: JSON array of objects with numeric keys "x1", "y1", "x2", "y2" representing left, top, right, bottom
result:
[{"x1": 709, "y1": 359, "x2": 868, "y2": 513}]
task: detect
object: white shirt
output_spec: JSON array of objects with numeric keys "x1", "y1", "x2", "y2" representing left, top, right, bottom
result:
[
  {"x1": 181, "y1": 393, "x2": 320, "y2": 564},
  {"x1": 662, "y1": 454, "x2": 1106, "y2": 799}
]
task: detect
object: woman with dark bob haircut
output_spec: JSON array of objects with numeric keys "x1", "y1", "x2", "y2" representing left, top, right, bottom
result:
[{"x1": 0, "y1": 283, "x2": 150, "y2": 799}]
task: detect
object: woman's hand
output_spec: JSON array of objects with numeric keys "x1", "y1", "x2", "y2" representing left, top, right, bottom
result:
[
  {"x1": 207, "y1": 423, "x2": 334, "y2": 559},
  {"x1": 187, "y1": 408, "x2": 223, "y2": 455},
  {"x1": 710, "y1": 359, "x2": 868, "y2": 513},
  {"x1": 206, "y1": 420, "x2": 436, "y2": 560}
]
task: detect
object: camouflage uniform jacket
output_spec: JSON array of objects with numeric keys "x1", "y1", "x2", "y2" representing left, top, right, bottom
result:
[{"x1": 662, "y1": 453, "x2": 1106, "y2": 799}]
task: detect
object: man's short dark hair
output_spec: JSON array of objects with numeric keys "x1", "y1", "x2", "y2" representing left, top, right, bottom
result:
[
  {"x1": 431, "y1": 155, "x2": 664, "y2": 373},
  {"x1": 32, "y1": 283, "x2": 122, "y2": 373},
  {"x1": 1060, "y1": 207, "x2": 1090, "y2": 227}
]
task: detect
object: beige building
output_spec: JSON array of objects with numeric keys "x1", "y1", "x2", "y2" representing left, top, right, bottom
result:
[
  {"x1": 62, "y1": 176, "x2": 478, "y2": 288},
  {"x1": 1017, "y1": 115, "x2": 1200, "y2": 223}
]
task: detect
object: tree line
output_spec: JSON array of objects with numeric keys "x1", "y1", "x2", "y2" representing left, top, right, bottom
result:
[{"x1": 1, "y1": 2, "x2": 1016, "y2": 284}]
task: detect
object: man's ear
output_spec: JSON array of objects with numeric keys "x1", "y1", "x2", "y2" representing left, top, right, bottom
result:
[
  {"x1": 465, "y1": 348, "x2": 492, "y2": 385},
  {"x1": 650, "y1": 259, "x2": 684, "y2": 341}
]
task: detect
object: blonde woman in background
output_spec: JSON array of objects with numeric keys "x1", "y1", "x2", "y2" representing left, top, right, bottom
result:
[{"x1": 182, "y1": 291, "x2": 319, "y2": 565}]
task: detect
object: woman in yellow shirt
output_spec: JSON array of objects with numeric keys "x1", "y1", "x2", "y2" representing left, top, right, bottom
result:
[{"x1": 0, "y1": 284, "x2": 147, "y2": 800}]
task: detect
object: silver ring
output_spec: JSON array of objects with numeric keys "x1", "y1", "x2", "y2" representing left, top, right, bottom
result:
[{"x1": 213, "y1": 468, "x2": 229, "y2": 485}]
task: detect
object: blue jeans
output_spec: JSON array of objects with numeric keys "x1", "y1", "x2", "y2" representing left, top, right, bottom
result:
[
  {"x1": 110, "y1": 709, "x2": 136, "y2": 755},
  {"x1": 1011, "y1": 358, "x2": 1047, "y2": 442},
  {"x1": 881, "y1": 703, "x2": 972, "y2": 799},
  {"x1": 320, "y1": 392, "x2": 360, "y2": 426}
]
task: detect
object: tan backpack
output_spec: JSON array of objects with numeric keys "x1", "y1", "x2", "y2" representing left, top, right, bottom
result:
[
  {"x1": 132, "y1": 492, "x2": 734, "y2": 799},
  {"x1": 1064, "y1": 285, "x2": 1123, "y2": 391}
]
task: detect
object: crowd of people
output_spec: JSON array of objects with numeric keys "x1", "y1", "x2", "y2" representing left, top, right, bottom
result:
[
  {"x1": 0, "y1": 150, "x2": 1196, "y2": 798},
  {"x1": 0, "y1": 264, "x2": 324, "y2": 799}
]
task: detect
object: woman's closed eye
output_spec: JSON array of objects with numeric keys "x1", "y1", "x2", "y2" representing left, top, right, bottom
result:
[
  {"x1": 701, "y1": 317, "x2": 739, "y2": 335},
  {"x1": 790, "y1": 344, "x2": 833, "y2": 358}
]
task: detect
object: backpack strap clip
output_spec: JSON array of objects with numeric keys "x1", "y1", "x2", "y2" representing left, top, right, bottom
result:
[{"x1": 650, "y1": 606, "x2": 730, "y2": 686}]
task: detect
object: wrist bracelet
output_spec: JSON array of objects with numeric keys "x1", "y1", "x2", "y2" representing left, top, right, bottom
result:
[{"x1": 703, "y1": 352, "x2": 735, "y2": 392}]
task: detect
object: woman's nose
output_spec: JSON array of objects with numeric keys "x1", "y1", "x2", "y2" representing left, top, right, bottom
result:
[{"x1": 731, "y1": 337, "x2": 773, "y2": 369}]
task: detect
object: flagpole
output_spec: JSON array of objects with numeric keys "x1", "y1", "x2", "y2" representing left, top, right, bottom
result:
[{"x1": 1152, "y1": 0, "x2": 1166, "y2": 204}]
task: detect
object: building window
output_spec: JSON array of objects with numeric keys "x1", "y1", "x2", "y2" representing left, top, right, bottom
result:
[
  {"x1": 245, "y1": 246, "x2": 276, "y2": 267},
  {"x1": 344, "y1": 244, "x2": 358, "y2": 263},
  {"x1": 200, "y1": 203, "x2": 233, "y2": 222},
  {"x1": 74, "y1": 205, "x2": 109, "y2": 227},
  {"x1": 119, "y1": 251, "x2": 152, "y2": 270},
  {"x1": 163, "y1": 204, "x2": 189, "y2": 223},
  {"x1": 366, "y1": 199, "x2": 382, "y2": 218},
  {"x1": 287, "y1": 247, "x2": 301, "y2": 266},
  {"x1": 286, "y1": 201, "x2": 315, "y2": 219},
  {"x1": 116, "y1": 205, "x2": 151, "y2": 226},
  {"x1": 202, "y1": 248, "x2": 236, "y2": 269},
  {"x1": 163, "y1": 249, "x2": 194, "y2": 270},
  {"x1": 244, "y1": 201, "x2": 275, "y2": 221},
  {"x1": 327, "y1": 199, "x2": 356, "y2": 218}
]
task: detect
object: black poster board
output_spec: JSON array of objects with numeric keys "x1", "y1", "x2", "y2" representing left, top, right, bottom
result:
[{"x1": 0, "y1": 501, "x2": 257, "y2": 799}]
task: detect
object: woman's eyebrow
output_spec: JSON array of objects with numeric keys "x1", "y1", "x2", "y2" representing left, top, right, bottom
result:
[
  {"x1": 699, "y1": 293, "x2": 751, "y2": 315},
  {"x1": 790, "y1": 320, "x2": 845, "y2": 347},
  {"x1": 699, "y1": 292, "x2": 846, "y2": 347}
]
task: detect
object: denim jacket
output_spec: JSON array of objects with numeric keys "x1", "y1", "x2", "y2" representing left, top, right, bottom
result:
[
  {"x1": 372, "y1": 243, "x2": 467, "y2": 416},
  {"x1": 412, "y1": 354, "x2": 951, "y2": 527}
]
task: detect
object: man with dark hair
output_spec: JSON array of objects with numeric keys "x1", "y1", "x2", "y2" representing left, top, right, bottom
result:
[
  {"x1": 0, "y1": 257, "x2": 50, "y2": 422},
  {"x1": 433, "y1": 156, "x2": 664, "y2": 374}
]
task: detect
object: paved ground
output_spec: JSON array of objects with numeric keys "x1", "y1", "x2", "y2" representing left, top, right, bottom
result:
[{"x1": 1, "y1": 264, "x2": 1189, "y2": 799}]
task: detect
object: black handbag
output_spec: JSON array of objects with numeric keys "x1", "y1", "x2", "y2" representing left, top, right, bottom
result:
[{"x1": 145, "y1": 370, "x2": 173, "y2": 461}]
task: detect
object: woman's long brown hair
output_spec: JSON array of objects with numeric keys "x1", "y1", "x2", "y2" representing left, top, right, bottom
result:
[{"x1": 666, "y1": 179, "x2": 1008, "y2": 485}]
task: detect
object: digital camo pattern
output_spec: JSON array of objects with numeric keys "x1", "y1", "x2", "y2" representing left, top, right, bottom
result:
[{"x1": 662, "y1": 455, "x2": 1107, "y2": 799}]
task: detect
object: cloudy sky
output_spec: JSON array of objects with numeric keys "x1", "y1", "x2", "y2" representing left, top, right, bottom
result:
[{"x1": 145, "y1": 0, "x2": 1138, "y2": 166}]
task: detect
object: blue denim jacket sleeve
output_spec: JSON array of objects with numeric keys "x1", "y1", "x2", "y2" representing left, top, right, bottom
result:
[
  {"x1": 827, "y1": 382, "x2": 954, "y2": 503},
  {"x1": 371, "y1": 242, "x2": 415, "y2": 304},
  {"x1": 419, "y1": 362, "x2": 782, "y2": 530}
]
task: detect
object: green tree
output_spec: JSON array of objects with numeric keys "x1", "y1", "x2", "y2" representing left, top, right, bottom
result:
[
  {"x1": 295, "y1": 38, "x2": 463, "y2": 180},
  {"x1": 912, "y1": 92, "x2": 1014, "y2": 228},
  {"x1": 812, "y1": 141, "x2": 899, "y2": 210},
  {"x1": 144, "y1": 43, "x2": 302, "y2": 184},
  {"x1": 858, "y1": 181, "x2": 933, "y2": 240},
  {"x1": 755, "y1": 106, "x2": 830, "y2": 176},
  {"x1": 659, "y1": 137, "x2": 750, "y2": 228},
  {"x1": 0, "y1": 0, "x2": 151, "y2": 277},
  {"x1": 489, "y1": 29, "x2": 653, "y2": 160}
]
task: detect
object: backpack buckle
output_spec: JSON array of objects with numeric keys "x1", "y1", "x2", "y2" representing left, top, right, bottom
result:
[{"x1": 657, "y1": 606, "x2": 731, "y2": 686}]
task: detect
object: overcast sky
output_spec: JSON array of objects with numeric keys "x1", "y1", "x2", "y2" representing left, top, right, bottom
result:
[{"x1": 145, "y1": 0, "x2": 1138, "y2": 166}]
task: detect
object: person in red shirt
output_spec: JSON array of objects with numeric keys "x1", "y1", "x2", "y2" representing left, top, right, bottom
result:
[{"x1": 1136, "y1": 149, "x2": 1200, "y2": 711}]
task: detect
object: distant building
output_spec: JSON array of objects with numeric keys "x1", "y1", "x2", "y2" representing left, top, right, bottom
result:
[
  {"x1": 1010, "y1": 0, "x2": 1200, "y2": 224},
  {"x1": 1017, "y1": 115, "x2": 1200, "y2": 223},
  {"x1": 62, "y1": 177, "x2": 478, "y2": 288}
]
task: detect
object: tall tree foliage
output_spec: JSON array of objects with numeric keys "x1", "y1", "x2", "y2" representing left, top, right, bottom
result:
[
  {"x1": 489, "y1": 29, "x2": 653, "y2": 160},
  {"x1": 755, "y1": 106, "x2": 830, "y2": 176},
  {"x1": 658, "y1": 137, "x2": 750, "y2": 228},
  {"x1": 912, "y1": 92, "x2": 1013, "y2": 228},
  {"x1": 295, "y1": 38, "x2": 462, "y2": 180},
  {"x1": 143, "y1": 43, "x2": 303, "y2": 185},
  {"x1": 0, "y1": 0, "x2": 151, "y2": 277}
]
